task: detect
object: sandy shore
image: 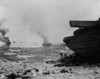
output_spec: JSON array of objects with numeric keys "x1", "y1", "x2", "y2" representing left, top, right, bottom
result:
[{"x1": 0, "y1": 47, "x2": 100, "y2": 79}]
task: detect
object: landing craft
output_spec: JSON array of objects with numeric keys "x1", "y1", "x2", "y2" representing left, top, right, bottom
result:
[{"x1": 63, "y1": 18, "x2": 100, "y2": 57}]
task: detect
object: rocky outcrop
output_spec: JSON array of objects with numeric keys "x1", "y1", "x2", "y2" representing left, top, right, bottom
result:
[{"x1": 62, "y1": 18, "x2": 100, "y2": 66}]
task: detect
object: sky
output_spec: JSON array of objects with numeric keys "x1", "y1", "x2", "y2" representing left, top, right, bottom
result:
[{"x1": 0, "y1": 0, "x2": 100, "y2": 47}]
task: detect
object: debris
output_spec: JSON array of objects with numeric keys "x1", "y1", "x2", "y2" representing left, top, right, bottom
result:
[
  {"x1": 60, "y1": 68, "x2": 68, "y2": 73},
  {"x1": 42, "y1": 71, "x2": 50, "y2": 75}
]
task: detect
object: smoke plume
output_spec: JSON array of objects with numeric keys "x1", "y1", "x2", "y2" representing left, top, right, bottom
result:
[
  {"x1": 0, "y1": 18, "x2": 8, "y2": 36},
  {"x1": 0, "y1": 18, "x2": 10, "y2": 48},
  {"x1": 0, "y1": 0, "x2": 100, "y2": 47}
]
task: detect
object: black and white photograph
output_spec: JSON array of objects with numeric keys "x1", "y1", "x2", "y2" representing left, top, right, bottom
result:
[{"x1": 0, "y1": 0, "x2": 100, "y2": 79}]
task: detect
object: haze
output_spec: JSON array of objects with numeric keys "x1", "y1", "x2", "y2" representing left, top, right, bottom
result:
[{"x1": 0, "y1": 0, "x2": 100, "y2": 47}]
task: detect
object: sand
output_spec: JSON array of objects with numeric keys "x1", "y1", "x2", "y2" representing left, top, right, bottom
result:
[{"x1": 0, "y1": 46, "x2": 100, "y2": 79}]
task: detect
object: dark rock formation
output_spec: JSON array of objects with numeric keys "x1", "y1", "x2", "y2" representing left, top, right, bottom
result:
[{"x1": 55, "y1": 18, "x2": 100, "y2": 67}]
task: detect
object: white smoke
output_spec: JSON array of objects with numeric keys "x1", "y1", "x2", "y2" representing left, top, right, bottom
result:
[
  {"x1": 0, "y1": 0, "x2": 100, "y2": 47},
  {"x1": 0, "y1": 18, "x2": 9, "y2": 47}
]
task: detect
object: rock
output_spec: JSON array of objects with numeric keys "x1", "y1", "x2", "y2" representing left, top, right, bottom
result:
[
  {"x1": 0, "y1": 74, "x2": 6, "y2": 79},
  {"x1": 31, "y1": 69, "x2": 38, "y2": 77},
  {"x1": 46, "y1": 60, "x2": 56, "y2": 64},
  {"x1": 23, "y1": 70, "x2": 31, "y2": 75},
  {"x1": 33, "y1": 68, "x2": 39, "y2": 72},
  {"x1": 5, "y1": 73, "x2": 18, "y2": 79},
  {"x1": 60, "y1": 68, "x2": 68, "y2": 73},
  {"x1": 42, "y1": 71, "x2": 50, "y2": 75},
  {"x1": 50, "y1": 70, "x2": 55, "y2": 74}
]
